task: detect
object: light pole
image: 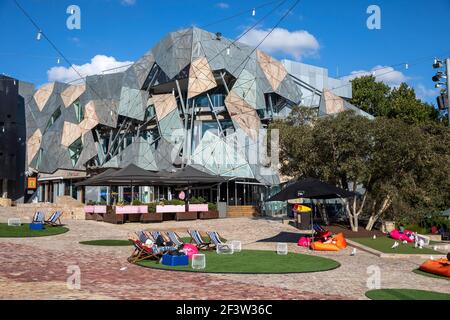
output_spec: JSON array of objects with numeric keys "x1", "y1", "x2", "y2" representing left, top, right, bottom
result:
[
  {"x1": 447, "y1": 58, "x2": 450, "y2": 126},
  {"x1": 432, "y1": 58, "x2": 450, "y2": 126}
]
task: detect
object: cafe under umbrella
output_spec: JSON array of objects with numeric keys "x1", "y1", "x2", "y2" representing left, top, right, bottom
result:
[{"x1": 267, "y1": 177, "x2": 357, "y2": 230}]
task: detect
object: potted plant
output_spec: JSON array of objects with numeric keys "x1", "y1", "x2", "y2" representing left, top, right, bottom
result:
[
  {"x1": 141, "y1": 202, "x2": 163, "y2": 223},
  {"x1": 156, "y1": 199, "x2": 186, "y2": 221},
  {"x1": 199, "y1": 202, "x2": 219, "y2": 219},
  {"x1": 188, "y1": 196, "x2": 209, "y2": 213},
  {"x1": 112, "y1": 199, "x2": 147, "y2": 223},
  {"x1": 84, "y1": 200, "x2": 96, "y2": 220}
]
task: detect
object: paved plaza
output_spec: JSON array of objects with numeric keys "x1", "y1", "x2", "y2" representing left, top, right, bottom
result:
[{"x1": 1, "y1": 212, "x2": 449, "y2": 300}]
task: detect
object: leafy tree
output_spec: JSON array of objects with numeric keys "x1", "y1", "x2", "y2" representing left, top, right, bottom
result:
[
  {"x1": 349, "y1": 75, "x2": 390, "y2": 116},
  {"x1": 271, "y1": 109, "x2": 450, "y2": 232},
  {"x1": 350, "y1": 76, "x2": 440, "y2": 124}
]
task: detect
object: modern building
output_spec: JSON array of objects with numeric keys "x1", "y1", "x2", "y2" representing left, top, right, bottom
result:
[
  {"x1": 23, "y1": 27, "x2": 370, "y2": 206},
  {"x1": 0, "y1": 75, "x2": 32, "y2": 202}
]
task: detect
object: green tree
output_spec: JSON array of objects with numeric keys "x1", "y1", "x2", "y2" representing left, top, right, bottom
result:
[
  {"x1": 350, "y1": 76, "x2": 440, "y2": 124},
  {"x1": 271, "y1": 109, "x2": 450, "y2": 232},
  {"x1": 350, "y1": 75, "x2": 390, "y2": 116}
]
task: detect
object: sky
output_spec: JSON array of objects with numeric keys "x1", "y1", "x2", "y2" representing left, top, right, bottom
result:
[{"x1": 0, "y1": 0, "x2": 449, "y2": 105}]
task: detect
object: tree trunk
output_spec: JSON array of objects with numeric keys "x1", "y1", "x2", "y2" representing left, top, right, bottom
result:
[
  {"x1": 365, "y1": 196, "x2": 392, "y2": 231},
  {"x1": 315, "y1": 200, "x2": 330, "y2": 226}
]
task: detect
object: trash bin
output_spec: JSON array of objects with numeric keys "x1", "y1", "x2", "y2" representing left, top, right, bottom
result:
[{"x1": 297, "y1": 212, "x2": 311, "y2": 230}]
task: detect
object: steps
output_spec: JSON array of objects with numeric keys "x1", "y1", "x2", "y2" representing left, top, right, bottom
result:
[{"x1": 227, "y1": 205, "x2": 258, "y2": 218}]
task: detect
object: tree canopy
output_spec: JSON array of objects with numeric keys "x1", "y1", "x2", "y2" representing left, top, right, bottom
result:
[
  {"x1": 349, "y1": 76, "x2": 441, "y2": 124},
  {"x1": 271, "y1": 107, "x2": 450, "y2": 231}
]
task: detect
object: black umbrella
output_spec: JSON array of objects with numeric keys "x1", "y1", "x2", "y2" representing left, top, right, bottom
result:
[
  {"x1": 267, "y1": 177, "x2": 356, "y2": 202},
  {"x1": 74, "y1": 168, "x2": 119, "y2": 187}
]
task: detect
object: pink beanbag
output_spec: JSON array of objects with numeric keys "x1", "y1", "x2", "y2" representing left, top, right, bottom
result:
[
  {"x1": 181, "y1": 243, "x2": 199, "y2": 259},
  {"x1": 297, "y1": 236, "x2": 312, "y2": 247},
  {"x1": 390, "y1": 229, "x2": 414, "y2": 243}
]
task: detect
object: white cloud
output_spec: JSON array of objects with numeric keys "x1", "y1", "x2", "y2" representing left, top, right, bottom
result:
[
  {"x1": 343, "y1": 65, "x2": 408, "y2": 88},
  {"x1": 216, "y1": 2, "x2": 229, "y2": 9},
  {"x1": 120, "y1": 0, "x2": 136, "y2": 6},
  {"x1": 238, "y1": 27, "x2": 319, "y2": 60},
  {"x1": 47, "y1": 55, "x2": 133, "y2": 83},
  {"x1": 415, "y1": 84, "x2": 438, "y2": 101}
]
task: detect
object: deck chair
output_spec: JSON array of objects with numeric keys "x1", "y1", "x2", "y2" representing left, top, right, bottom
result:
[
  {"x1": 45, "y1": 211, "x2": 63, "y2": 226},
  {"x1": 127, "y1": 239, "x2": 161, "y2": 263},
  {"x1": 32, "y1": 211, "x2": 45, "y2": 224},
  {"x1": 150, "y1": 231, "x2": 166, "y2": 242},
  {"x1": 206, "y1": 231, "x2": 231, "y2": 250},
  {"x1": 166, "y1": 231, "x2": 185, "y2": 247},
  {"x1": 136, "y1": 230, "x2": 152, "y2": 244},
  {"x1": 188, "y1": 229, "x2": 213, "y2": 250}
]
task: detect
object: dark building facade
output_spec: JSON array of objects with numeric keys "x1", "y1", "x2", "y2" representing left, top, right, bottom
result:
[{"x1": 0, "y1": 75, "x2": 31, "y2": 201}]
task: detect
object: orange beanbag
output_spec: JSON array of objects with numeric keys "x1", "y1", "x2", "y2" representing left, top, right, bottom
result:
[
  {"x1": 419, "y1": 259, "x2": 450, "y2": 278},
  {"x1": 333, "y1": 233, "x2": 347, "y2": 249},
  {"x1": 310, "y1": 241, "x2": 340, "y2": 251}
]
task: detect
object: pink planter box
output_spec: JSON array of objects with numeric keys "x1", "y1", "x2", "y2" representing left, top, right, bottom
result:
[
  {"x1": 188, "y1": 204, "x2": 209, "y2": 212},
  {"x1": 93, "y1": 205, "x2": 107, "y2": 214},
  {"x1": 84, "y1": 205, "x2": 95, "y2": 213},
  {"x1": 115, "y1": 205, "x2": 148, "y2": 214},
  {"x1": 156, "y1": 205, "x2": 185, "y2": 213}
]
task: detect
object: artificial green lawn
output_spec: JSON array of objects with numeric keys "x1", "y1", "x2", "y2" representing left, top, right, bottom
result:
[
  {"x1": 79, "y1": 239, "x2": 133, "y2": 246},
  {"x1": 137, "y1": 249, "x2": 340, "y2": 274},
  {"x1": 413, "y1": 268, "x2": 450, "y2": 281},
  {"x1": 351, "y1": 237, "x2": 437, "y2": 254},
  {"x1": 365, "y1": 289, "x2": 450, "y2": 300},
  {"x1": 0, "y1": 223, "x2": 68, "y2": 237}
]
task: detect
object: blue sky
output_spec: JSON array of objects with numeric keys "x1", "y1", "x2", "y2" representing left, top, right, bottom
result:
[{"x1": 0, "y1": 0, "x2": 449, "y2": 104}]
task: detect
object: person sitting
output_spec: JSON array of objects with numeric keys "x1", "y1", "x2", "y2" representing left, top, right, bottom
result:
[
  {"x1": 399, "y1": 224, "x2": 405, "y2": 234},
  {"x1": 143, "y1": 239, "x2": 177, "y2": 255}
]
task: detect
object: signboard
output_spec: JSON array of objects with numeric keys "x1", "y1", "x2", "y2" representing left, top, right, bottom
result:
[{"x1": 27, "y1": 177, "x2": 37, "y2": 189}]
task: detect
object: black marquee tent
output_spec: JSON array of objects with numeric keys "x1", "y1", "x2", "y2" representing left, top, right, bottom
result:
[{"x1": 267, "y1": 177, "x2": 356, "y2": 202}]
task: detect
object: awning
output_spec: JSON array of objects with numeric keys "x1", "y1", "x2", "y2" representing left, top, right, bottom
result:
[{"x1": 267, "y1": 177, "x2": 356, "y2": 201}]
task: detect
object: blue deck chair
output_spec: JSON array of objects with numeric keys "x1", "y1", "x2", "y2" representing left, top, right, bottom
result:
[
  {"x1": 136, "y1": 230, "x2": 151, "y2": 244},
  {"x1": 32, "y1": 211, "x2": 45, "y2": 224},
  {"x1": 45, "y1": 211, "x2": 63, "y2": 226},
  {"x1": 188, "y1": 229, "x2": 212, "y2": 250},
  {"x1": 206, "y1": 231, "x2": 229, "y2": 249},
  {"x1": 166, "y1": 231, "x2": 184, "y2": 247}
]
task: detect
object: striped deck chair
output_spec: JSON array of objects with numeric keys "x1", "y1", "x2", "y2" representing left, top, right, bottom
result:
[
  {"x1": 188, "y1": 229, "x2": 213, "y2": 250},
  {"x1": 150, "y1": 231, "x2": 165, "y2": 242},
  {"x1": 45, "y1": 211, "x2": 63, "y2": 226},
  {"x1": 166, "y1": 231, "x2": 185, "y2": 247},
  {"x1": 135, "y1": 230, "x2": 152, "y2": 244},
  {"x1": 32, "y1": 211, "x2": 45, "y2": 224},
  {"x1": 127, "y1": 239, "x2": 161, "y2": 263},
  {"x1": 206, "y1": 231, "x2": 230, "y2": 250}
]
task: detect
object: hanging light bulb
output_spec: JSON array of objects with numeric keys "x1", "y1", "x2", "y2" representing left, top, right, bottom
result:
[
  {"x1": 57, "y1": 58, "x2": 60, "y2": 64},
  {"x1": 252, "y1": 8, "x2": 256, "y2": 16},
  {"x1": 36, "y1": 30, "x2": 42, "y2": 40},
  {"x1": 13, "y1": 80, "x2": 16, "y2": 86},
  {"x1": 226, "y1": 47, "x2": 230, "y2": 55},
  {"x1": 405, "y1": 63, "x2": 409, "y2": 70}
]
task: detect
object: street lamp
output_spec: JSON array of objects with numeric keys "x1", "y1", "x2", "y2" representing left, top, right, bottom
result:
[{"x1": 432, "y1": 57, "x2": 450, "y2": 126}]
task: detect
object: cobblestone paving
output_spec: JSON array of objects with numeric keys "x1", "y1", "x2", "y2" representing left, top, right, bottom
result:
[{"x1": 1, "y1": 214, "x2": 449, "y2": 300}]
